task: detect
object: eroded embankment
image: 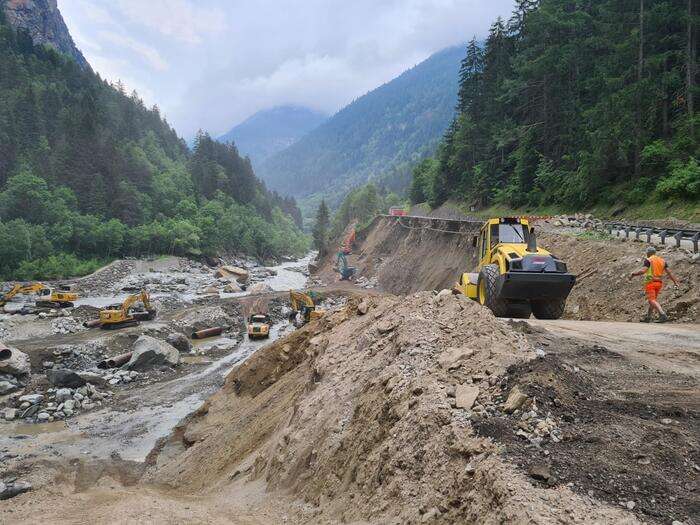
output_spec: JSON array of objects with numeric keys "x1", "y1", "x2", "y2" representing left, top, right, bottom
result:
[
  {"x1": 147, "y1": 293, "x2": 636, "y2": 524},
  {"x1": 325, "y1": 217, "x2": 699, "y2": 322},
  {"x1": 349, "y1": 216, "x2": 478, "y2": 294}
]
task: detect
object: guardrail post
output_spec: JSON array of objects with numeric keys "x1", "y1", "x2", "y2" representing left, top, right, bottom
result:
[
  {"x1": 673, "y1": 231, "x2": 683, "y2": 248},
  {"x1": 607, "y1": 224, "x2": 613, "y2": 235},
  {"x1": 692, "y1": 233, "x2": 699, "y2": 253},
  {"x1": 624, "y1": 227, "x2": 631, "y2": 239},
  {"x1": 645, "y1": 229, "x2": 653, "y2": 243},
  {"x1": 635, "y1": 228, "x2": 642, "y2": 241},
  {"x1": 659, "y1": 230, "x2": 667, "y2": 245}
]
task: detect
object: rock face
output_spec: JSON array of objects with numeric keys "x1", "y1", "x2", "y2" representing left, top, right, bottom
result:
[
  {"x1": 2, "y1": 0, "x2": 90, "y2": 69},
  {"x1": 125, "y1": 336, "x2": 180, "y2": 371}
]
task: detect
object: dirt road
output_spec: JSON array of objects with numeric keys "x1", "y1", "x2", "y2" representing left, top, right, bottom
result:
[{"x1": 527, "y1": 318, "x2": 700, "y2": 378}]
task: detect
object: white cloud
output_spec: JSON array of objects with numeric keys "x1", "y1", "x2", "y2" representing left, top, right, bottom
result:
[
  {"x1": 98, "y1": 30, "x2": 169, "y2": 71},
  {"x1": 114, "y1": 0, "x2": 227, "y2": 44},
  {"x1": 59, "y1": 0, "x2": 516, "y2": 138}
]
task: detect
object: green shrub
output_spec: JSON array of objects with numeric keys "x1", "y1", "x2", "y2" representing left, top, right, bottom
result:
[{"x1": 656, "y1": 158, "x2": 700, "y2": 199}]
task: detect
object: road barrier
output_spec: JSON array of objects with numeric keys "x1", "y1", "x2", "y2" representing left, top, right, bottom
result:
[{"x1": 600, "y1": 222, "x2": 699, "y2": 253}]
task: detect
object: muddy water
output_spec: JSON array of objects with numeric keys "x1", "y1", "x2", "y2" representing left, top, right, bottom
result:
[{"x1": 0, "y1": 322, "x2": 293, "y2": 463}]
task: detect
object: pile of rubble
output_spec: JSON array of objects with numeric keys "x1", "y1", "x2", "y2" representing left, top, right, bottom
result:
[
  {"x1": 3, "y1": 383, "x2": 111, "y2": 422},
  {"x1": 354, "y1": 275, "x2": 378, "y2": 289},
  {"x1": 547, "y1": 214, "x2": 602, "y2": 229},
  {"x1": 50, "y1": 316, "x2": 82, "y2": 335}
]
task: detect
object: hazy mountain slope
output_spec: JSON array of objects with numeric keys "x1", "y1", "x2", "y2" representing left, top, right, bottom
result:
[
  {"x1": 218, "y1": 105, "x2": 327, "y2": 166},
  {"x1": 258, "y1": 45, "x2": 463, "y2": 201}
]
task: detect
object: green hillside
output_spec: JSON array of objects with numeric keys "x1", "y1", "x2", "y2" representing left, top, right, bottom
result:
[
  {"x1": 0, "y1": 8, "x2": 306, "y2": 279},
  {"x1": 259, "y1": 45, "x2": 463, "y2": 208},
  {"x1": 411, "y1": 0, "x2": 699, "y2": 219}
]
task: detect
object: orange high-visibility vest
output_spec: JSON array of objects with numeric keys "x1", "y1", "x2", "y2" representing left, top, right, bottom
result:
[{"x1": 645, "y1": 255, "x2": 665, "y2": 282}]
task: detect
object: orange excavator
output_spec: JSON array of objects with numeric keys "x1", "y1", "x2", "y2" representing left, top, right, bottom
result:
[{"x1": 341, "y1": 224, "x2": 356, "y2": 255}]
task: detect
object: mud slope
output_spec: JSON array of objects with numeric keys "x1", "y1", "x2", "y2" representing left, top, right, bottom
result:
[
  {"x1": 349, "y1": 217, "x2": 478, "y2": 294},
  {"x1": 148, "y1": 293, "x2": 635, "y2": 524}
]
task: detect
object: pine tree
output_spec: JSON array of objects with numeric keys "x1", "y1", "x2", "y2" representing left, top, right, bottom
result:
[{"x1": 312, "y1": 200, "x2": 330, "y2": 256}]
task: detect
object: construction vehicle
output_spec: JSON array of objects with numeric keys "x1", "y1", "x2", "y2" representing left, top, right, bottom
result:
[
  {"x1": 0, "y1": 283, "x2": 78, "y2": 308},
  {"x1": 99, "y1": 290, "x2": 156, "y2": 329},
  {"x1": 335, "y1": 251, "x2": 356, "y2": 281},
  {"x1": 289, "y1": 290, "x2": 324, "y2": 327},
  {"x1": 341, "y1": 225, "x2": 356, "y2": 255},
  {"x1": 454, "y1": 218, "x2": 575, "y2": 319},
  {"x1": 247, "y1": 313, "x2": 271, "y2": 339}
]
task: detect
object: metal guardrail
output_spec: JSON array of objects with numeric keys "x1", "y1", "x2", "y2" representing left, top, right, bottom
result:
[
  {"x1": 600, "y1": 222, "x2": 699, "y2": 253},
  {"x1": 380, "y1": 214, "x2": 482, "y2": 234}
]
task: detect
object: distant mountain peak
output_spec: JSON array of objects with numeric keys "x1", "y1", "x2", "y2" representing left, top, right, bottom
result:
[
  {"x1": 218, "y1": 105, "x2": 327, "y2": 167},
  {"x1": 258, "y1": 45, "x2": 464, "y2": 201},
  {"x1": 2, "y1": 0, "x2": 90, "y2": 69}
]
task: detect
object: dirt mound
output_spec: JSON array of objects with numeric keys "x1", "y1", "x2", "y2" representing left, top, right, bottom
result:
[
  {"x1": 148, "y1": 293, "x2": 635, "y2": 523},
  {"x1": 540, "y1": 230, "x2": 700, "y2": 322}
]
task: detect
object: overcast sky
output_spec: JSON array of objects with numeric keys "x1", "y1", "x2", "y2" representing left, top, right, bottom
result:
[{"x1": 60, "y1": 0, "x2": 515, "y2": 139}]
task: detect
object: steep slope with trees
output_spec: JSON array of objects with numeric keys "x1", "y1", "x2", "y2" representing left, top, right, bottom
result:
[
  {"x1": 218, "y1": 105, "x2": 327, "y2": 167},
  {"x1": 0, "y1": 7, "x2": 306, "y2": 279},
  {"x1": 411, "y1": 0, "x2": 699, "y2": 217},
  {"x1": 259, "y1": 46, "x2": 463, "y2": 206}
]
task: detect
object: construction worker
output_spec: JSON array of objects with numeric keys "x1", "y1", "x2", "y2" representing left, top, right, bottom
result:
[{"x1": 628, "y1": 247, "x2": 679, "y2": 323}]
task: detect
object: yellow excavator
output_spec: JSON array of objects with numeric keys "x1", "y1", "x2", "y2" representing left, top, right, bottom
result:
[
  {"x1": 0, "y1": 283, "x2": 78, "y2": 308},
  {"x1": 99, "y1": 290, "x2": 157, "y2": 329},
  {"x1": 454, "y1": 217, "x2": 575, "y2": 319},
  {"x1": 289, "y1": 290, "x2": 324, "y2": 327}
]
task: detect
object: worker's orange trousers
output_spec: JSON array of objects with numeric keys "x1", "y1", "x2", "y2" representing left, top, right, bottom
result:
[{"x1": 645, "y1": 281, "x2": 663, "y2": 301}]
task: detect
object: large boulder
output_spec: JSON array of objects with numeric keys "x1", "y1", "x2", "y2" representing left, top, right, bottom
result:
[
  {"x1": 46, "y1": 369, "x2": 86, "y2": 388},
  {"x1": 215, "y1": 265, "x2": 249, "y2": 283},
  {"x1": 166, "y1": 333, "x2": 192, "y2": 353},
  {"x1": 125, "y1": 335, "x2": 180, "y2": 371},
  {"x1": 223, "y1": 281, "x2": 242, "y2": 293},
  {"x1": 0, "y1": 373, "x2": 22, "y2": 395},
  {"x1": 248, "y1": 282, "x2": 273, "y2": 295},
  {"x1": 0, "y1": 346, "x2": 30, "y2": 376}
]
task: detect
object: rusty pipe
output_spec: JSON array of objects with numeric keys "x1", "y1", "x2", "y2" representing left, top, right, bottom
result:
[
  {"x1": 97, "y1": 352, "x2": 133, "y2": 369},
  {"x1": 83, "y1": 319, "x2": 102, "y2": 328},
  {"x1": 191, "y1": 327, "x2": 223, "y2": 339}
]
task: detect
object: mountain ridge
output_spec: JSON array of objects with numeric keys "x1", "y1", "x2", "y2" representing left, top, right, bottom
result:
[
  {"x1": 258, "y1": 45, "x2": 463, "y2": 203},
  {"x1": 218, "y1": 105, "x2": 327, "y2": 167}
]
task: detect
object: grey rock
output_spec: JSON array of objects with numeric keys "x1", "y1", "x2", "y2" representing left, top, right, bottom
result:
[
  {"x1": 0, "y1": 347, "x2": 30, "y2": 376},
  {"x1": 166, "y1": 333, "x2": 192, "y2": 353},
  {"x1": 0, "y1": 379, "x2": 20, "y2": 395},
  {"x1": 76, "y1": 371, "x2": 107, "y2": 386},
  {"x1": 0, "y1": 480, "x2": 32, "y2": 500},
  {"x1": 248, "y1": 282, "x2": 273, "y2": 294},
  {"x1": 62, "y1": 399, "x2": 75, "y2": 412},
  {"x1": 36, "y1": 412, "x2": 50, "y2": 422},
  {"x1": 19, "y1": 394, "x2": 44, "y2": 405},
  {"x1": 55, "y1": 388, "x2": 72, "y2": 402},
  {"x1": 21, "y1": 404, "x2": 40, "y2": 418},
  {"x1": 125, "y1": 335, "x2": 180, "y2": 371},
  {"x1": 3, "y1": 408, "x2": 17, "y2": 421},
  {"x1": 46, "y1": 369, "x2": 86, "y2": 388}
]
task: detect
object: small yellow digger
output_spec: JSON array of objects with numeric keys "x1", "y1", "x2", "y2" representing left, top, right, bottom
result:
[
  {"x1": 454, "y1": 218, "x2": 575, "y2": 319},
  {"x1": 99, "y1": 290, "x2": 156, "y2": 329},
  {"x1": 289, "y1": 290, "x2": 324, "y2": 327},
  {"x1": 0, "y1": 283, "x2": 78, "y2": 308}
]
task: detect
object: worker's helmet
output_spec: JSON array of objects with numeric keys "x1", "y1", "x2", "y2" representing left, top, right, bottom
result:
[{"x1": 645, "y1": 247, "x2": 657, "y2": 256}]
